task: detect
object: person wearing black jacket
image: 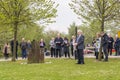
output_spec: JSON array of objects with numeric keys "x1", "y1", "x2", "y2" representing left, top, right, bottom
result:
[
  {"x1": 63, "y1": 37, "x2": 70, "y2": 58},
  {"x1": 108, "y1": 34, "x2": 114, "y2": 56},
  {"x1": 75, "y1": 30, "x2": 85, "y2": 64},
  {"x1": 54, "y1": 33, "x2": 63, "y2": 58},
  {"x1": 10, "y1": 38, "x2": 19, "y2": 59},
  {"x1": 101, "y1": 32, "x2": 109, "y2": 62},
  {"x1": 70, "y1": 36, "x2": 75, "y2": 56},
  {"x1": 114, "y1": 35, "x2": 120, "y2": 56}
]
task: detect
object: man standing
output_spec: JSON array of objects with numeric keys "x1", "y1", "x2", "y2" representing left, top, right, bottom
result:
[
  {"x1": 10, "y1": 38, "x2": 19, "y2": 59},
  {"x1": 20, "y1": 38, "x2": 27, "y2": 59},
  {"x1": 108, "y1": 34, "x2": 114, "y2": 56},
  {"x1": 70, "y1": 36, "x2": 75, "y2": 56},
  {"x1": 101, "y1": 32, "x2": 109, "y2": 62},
  {"x1": 114, "y1": 35, "x2": 120, "y2": 56},
  {"x1": 75, "y1": 30, "x2": 85, "y2": 64},
  {"x1": 54, "y1": 33, "x2": 63, "y2": 58}
]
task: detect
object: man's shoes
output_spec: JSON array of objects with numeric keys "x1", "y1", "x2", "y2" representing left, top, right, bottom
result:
[
  {"x1": 81, "y1": 62, "x2": 85, "y2": 64},
  {"x1": 103, "y1": 60, "x2": 108, "y2": 62},
  {"x1": 76, "y1": 62, "x2": 85, "y2": 64},
  {"x1": 76, "y1": 63, "x2": 80, "y2": 64}
]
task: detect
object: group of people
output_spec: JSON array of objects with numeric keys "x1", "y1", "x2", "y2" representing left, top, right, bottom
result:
[
  {"x1": 2, "y1": 30, "x2": 120, "y2": 64},
  {"x1": 49, "y1": 34, "x2": 70, "y2": 58},
  {"x1": 2, "y1": 30, "x2": 85, "y2": 64},
  {"x1": 49, "y1": 30, "x2": 85, "y2": 64},
  {"x1": 3, "y1": 38, "x2": 30, "y2": 59},
  {"x1": 93, "y1": 32, "x2": 120, "y2": 61},
  {"x1": 2, "y1": 38, "x2": 47, "y2": 60}
]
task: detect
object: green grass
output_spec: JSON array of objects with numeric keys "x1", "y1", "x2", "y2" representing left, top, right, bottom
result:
[{"x1": 0, "y1": 58, "x2": 120, "y2": 80}]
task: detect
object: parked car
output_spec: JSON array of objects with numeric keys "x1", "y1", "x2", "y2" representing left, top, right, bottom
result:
[{"x1": 84, "y1": 47, "x2": 95, "y2": 54}]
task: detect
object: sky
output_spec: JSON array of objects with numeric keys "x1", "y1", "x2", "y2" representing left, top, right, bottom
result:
[{"x1": 45, "y1": 0, "x2": 82, "y2": 34}]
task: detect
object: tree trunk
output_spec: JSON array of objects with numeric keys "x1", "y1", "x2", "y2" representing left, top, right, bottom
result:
[
  {"x1": 98, "y1": 0, "x2": 105, "y2": 61},
  {"x1": 98, "y1": 20, "x2": 104, "y2": 61},
  {"x1": 28, "y1": 41, "x2": 45, "y2": 64},
  {"x1": 75, "y1": 26, "x2": 77, "y2": 38},
  {"x1": 12, "y1": 22, "x2": 18, "y2": 61}
]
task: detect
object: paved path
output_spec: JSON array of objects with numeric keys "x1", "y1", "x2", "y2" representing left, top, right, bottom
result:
[{"x1": 0, "y1": 55, "x2": 120, "y2": 62}]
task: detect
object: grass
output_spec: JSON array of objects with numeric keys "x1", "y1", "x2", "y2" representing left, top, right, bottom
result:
[{"x1": 0, "y1": 58, "x2": 120, "y2": 80}]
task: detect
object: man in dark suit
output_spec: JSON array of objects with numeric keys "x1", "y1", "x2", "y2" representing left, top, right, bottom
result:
[
  {"x1": 10, "y1": 38, "x2": 19, "y2": 59},
  {"x1": 75, "y1": 30, "x2": 85, "y2": 64},
  {"x1": 70, "y1": 36, "x2": 75, "y2": 56},
  {"x1": 115, "y1": 36, "x2": 120, "y2": 55},
  {"x1": 101, "y1": 32, "x2": 109, "y2": 62},
  {"x1": 108, "y1": 34, "x2": 114, "y2": 56},
  {"x1": 54, "y1": 33, "x2": 63, "y2": 58}
]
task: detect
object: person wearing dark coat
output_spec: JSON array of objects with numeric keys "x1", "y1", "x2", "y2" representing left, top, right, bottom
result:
[
  {"x1": 75, "y1": 30, "x2": 85, "y2": 64},
  {"x1": 108, "y1": 34, "x2": 114, "y2": 56},
  {"x1": 54, "y1": 33, "x2": 63, "y2": 58},
  {"x1": 70, "y1": 36, "x2": 75, "y2": 56},
  {"x1": 63, "y1": 37, "x2": 70, "y2": 58},
  {"x1": 3, "y1": 43, "x2": 10, "y2": 59},
  {"x1": 10, "y1": 39, "x2": 19, "y2": 59},
  {"x1": 101, "y1": 32, "x2": 109, "y2": 62},
  {"x1": 114, "y1": 35, "x2": 120, "y2": 56}
]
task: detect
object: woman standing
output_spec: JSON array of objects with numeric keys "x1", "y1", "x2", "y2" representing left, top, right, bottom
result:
[
  {"x1": 39, "y1": 39, "x2": 46, "y2": 48},
  {"x1": 63, "y1": 37, "x2": 70, "y2": 58},
  {"x1": 94, "y1": 33, "x2": 101, "y2": 60},
  {"x1": 3, "y1": 43, "x2": 11, "y2": 59},
  {"x1": 49, "y1": 38, "x2": 55, "y2": 57},
  {"x1": 27, "y1": 40, "x2": 32, "y2": 54}
]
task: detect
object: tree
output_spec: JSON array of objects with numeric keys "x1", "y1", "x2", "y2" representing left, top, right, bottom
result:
[
  {"x1": 69, "y1": 0, "x2": 120, "y2": 60},
  {"x1": 68, "y1": 22, "x2": 77, "y2": 39},
  {"x1": 18, "y1": 24, "x2": 44, "y2": 41},
  {"x1": 0, "y1": 0, "x2": 58, "y2": 61}
]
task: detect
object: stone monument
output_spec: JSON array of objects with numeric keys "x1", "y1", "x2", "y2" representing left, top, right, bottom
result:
[{"x1": 28, "y1": 40, "x2": 44, "y2": 63}]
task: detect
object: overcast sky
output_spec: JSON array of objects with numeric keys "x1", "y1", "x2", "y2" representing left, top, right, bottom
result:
[{"x1": 45, "y1": 0, "x2": 82, "y2": 34}]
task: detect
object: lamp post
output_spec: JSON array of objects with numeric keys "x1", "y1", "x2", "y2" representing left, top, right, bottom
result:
[{"x1": 75, "y1": 26, "x2": 77, "y2": 38}]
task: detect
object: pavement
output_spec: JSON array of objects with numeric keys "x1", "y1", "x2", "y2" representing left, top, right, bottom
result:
[{"x1": 0, "y1": 54, "x2": 120, "y2": 62}]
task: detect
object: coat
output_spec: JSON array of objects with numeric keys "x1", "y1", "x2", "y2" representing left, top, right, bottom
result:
[
  {"x1": 63, "y1": 39, "x2": 69, "y2": 53},
  {"x1": 54, "y1": 37, "x2": 63, "y2": 49},
  {"x1": 70, "y1": 39, "x2": 73, "y2": 49},
  {"x1": 40, "y1": 42, "x2": 46, "y2": 48},
  {"x1": 20, "y1": 41, "x2": 27, "y2": 50},
  {"x1": 114, "y1": 38, "x2": 120, "y2": 48},
  {"x1": 108, "y1": 37, "x2": 114, "y2": 48},
  {"x1": 3, "y1": 45, "x2": 11, "y2": 54},
  {"x1": 10, "y1": 40, "x2": 19, "y2": 52},
  {"x1": 101, "y1": 33, "x2": 109, "y2": 48},
  {"x1": 76, "y1": 35, "x2": 85, "y2": 49}
]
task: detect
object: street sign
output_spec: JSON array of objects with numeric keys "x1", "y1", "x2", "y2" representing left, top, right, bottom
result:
[{"x1": 118, "y1": 31, "x2": 120, "y2": 38}]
